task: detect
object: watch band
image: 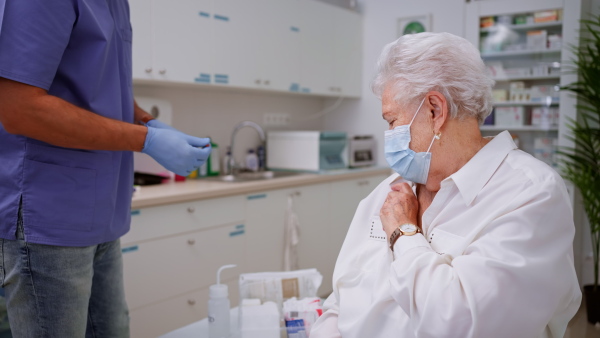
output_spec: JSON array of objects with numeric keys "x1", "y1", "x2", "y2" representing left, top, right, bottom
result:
[
  {"x1": 389, "y1": 224, "x2": 421, "y2": 252},
  {"x1": 389, "y1": 228, "x2": 404, "y2": 251}
]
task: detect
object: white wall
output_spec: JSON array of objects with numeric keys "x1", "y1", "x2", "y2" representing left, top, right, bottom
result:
[
  {"x1": 322, "y1": 0, "x2": 466, "y2": 165},
  {"x1": 133, "y1": 85, "x2": 326, "y2": 166}
]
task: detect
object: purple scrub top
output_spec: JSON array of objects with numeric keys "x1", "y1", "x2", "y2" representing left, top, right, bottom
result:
[{"x1": 0, "y1": 0, "x2": 135, "y2": 246}]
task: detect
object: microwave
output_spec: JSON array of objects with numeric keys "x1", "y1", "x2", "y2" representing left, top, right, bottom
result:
[
  {"x1": 348, "y1": 135, "x2": 376, "y2": 168},
  {"x1": 267, "y1": 131, "x2": 348, "y2": 171}
]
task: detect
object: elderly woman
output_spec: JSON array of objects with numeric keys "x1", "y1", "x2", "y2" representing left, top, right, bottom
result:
[{"x1": 310, "y1": 32, "x2": 581, "y2": 338}]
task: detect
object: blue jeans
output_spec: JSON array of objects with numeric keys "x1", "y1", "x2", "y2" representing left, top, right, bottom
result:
[{"x1": 0, "y1": 209, "x2": 129, "y2": 337}]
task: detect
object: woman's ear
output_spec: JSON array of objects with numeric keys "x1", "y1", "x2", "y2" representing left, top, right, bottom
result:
[{"x1": 425, "y1": 91, "x2": 448, "y2": 134}]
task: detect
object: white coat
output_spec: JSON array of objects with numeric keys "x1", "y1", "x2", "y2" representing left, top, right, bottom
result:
[{"x1": 311, "y1": 131, "x2": 581, "y2": 338}]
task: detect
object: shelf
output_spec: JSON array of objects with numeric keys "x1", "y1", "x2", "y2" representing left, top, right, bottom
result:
[
  {"x1": 480, "y1": 125, "x2": 559, "y2": 131},
  {"x1": 480, "y1": 21, "x2": 562, "y2": 33},
  {"x1": 481, "y1": 48, "x2": 562, "y2": 58},
  {"x1": 493, "y1": 100, "x2": 559, "y2": 107},
  {"x1": 491, "y1": 75, "x2": 560, "y2": 81}
]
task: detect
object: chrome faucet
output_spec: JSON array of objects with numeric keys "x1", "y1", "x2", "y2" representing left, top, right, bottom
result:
[{"x1": 226, "y1": 121, "x2": 266, "y2": 175}]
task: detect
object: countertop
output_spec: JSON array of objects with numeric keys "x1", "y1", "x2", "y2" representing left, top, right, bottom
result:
[{"x1": 132, "y1": 167, "x2": 391, "y2": 209}]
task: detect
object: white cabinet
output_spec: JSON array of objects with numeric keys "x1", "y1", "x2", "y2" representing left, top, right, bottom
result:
[
  {"x1": 328, "y1": 175, "x2": 388, "y2": 270},
  {"x1": 258, "y1": 0, "x2": 301, "y2": 92},
  {"x1": 244, "y1": 190, "x2": 287, "y2": 273},
  {"x1": 129, "y1": 0, "x2": 154, "y2": 80},
  {"x1": 129, "y1": 0, "x2": 361, "y2": 97},
  {"x1": 123, "y1": 173, "x2": 386, "y2": 337},
  {"x1": 152, "y1": 0, "x2": 213, "y2": 83},
  {"x1": 291, "y1": 184, "x2": 333, "y2": 296},
  {"x1": 332, "y1": 8, "x2": 363, "y2": 97},
  {"x1": 299, "y1": 1, "x2": 336, "y2": 95}
]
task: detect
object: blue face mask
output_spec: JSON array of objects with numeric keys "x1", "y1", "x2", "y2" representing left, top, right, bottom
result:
[{"x1": 384, "y1": 98, "x2": 440, "y2": 184}]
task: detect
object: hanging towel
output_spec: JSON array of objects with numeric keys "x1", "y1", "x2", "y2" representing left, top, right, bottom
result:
[{"x1": 283, "y1": 194, "x2": 300, "y2": 271}]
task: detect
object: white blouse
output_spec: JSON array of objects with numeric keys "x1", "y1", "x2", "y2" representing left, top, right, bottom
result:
[{"x1": 311, "y1": 131, "x2": 581, "y2": 338}]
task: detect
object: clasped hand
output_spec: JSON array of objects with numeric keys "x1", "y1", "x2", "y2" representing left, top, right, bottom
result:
[
  {"x1": 142, "y1": 122, "x2": 211, "y2": 176},
  {"x1": 380, "y1": 182, "x2": 419, "y2": 239}
]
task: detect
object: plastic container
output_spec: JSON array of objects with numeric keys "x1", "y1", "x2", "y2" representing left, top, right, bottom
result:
[
  {"x1": 245, "y1": 149, "x2": 259, "y2": 172},
  {"x1": 207, "y1": 140, "x2": 220, "y2": 176},
  {"x1": 208, "y1": 264, "x2": 236, "y2": 338}
]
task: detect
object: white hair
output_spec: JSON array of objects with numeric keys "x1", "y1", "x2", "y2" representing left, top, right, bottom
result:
[{"x1": 372, "y1": 32, "x2": 495, "y2": 124}]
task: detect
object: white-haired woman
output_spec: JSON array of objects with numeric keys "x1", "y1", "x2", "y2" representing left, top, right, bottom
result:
[{"x1": 310, "y1": 32, "x2": 581, "y2": 338}]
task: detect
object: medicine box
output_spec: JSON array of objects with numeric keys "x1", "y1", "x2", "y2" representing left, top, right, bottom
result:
[
  {"x1": 531, "y1": 107, "x2": 559, "y2": 127},
  {"x1": 530, "y1": 85, "x2": 559, "y2": 103},
  {"x1": 527, "y1": 30, "x2": 548, "y2": 50},
  {"x1": 510, "y1": 88, "x2": 531, "y2": 102},
  {"x1": 495, "y1": 107, "x2": 526, "y2": 126},
  {"x1": 492, "y1": 89, "x2": 508, "y2": 102},
  {"x1": 534, "y1": 9, "x2": 560, "y2": 23}
]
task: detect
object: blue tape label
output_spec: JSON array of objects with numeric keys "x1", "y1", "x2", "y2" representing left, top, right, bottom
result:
[
  {"x1": 131, "y1": 210, "x2": 140, "y2": 216},
  {"x1": 199, "y1": 12, "x2": 210, "y2": 18},
  {"x1": 121, "y1": 245, "x2": 139, "y2": 254},
  {"x1": 229, "y1": 230, "x2": 245, "y2": 237},
  {"x1": 247, "y1": 194, "x2": 267, "y2": 200},
  {"x1": 236, "y1": 224, "x2": 245, "y2": 229},
  {"x1": 214, "y1": 14, "x2": 229, "y2": 21},
  {"x1": 290, "y1": 26, "x2": 300, "y2": 32}
]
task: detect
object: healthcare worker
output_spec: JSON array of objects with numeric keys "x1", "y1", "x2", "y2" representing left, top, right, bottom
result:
[
  {"x1": 311, "y1": 32, "x2": 581, "y2": 338},
  {"x1": 0, "y1": 1, "x2": 210, "y2": 336}
]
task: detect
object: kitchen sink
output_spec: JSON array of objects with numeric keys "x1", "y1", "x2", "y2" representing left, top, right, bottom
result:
[{"x1": 202, "y1": 171, "x2": 303, "y2": 183}]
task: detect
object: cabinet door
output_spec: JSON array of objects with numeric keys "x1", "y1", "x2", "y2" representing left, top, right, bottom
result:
[
  {"x1": 151, "y1": 0, "x2": 212, "y2": 83},
  {"x1": 328, "y1": 176, "x2": 386, "y2": 262},
  {"x1": 129, "y1": 0, "x2": 154, "y2": 80},
  {"x1": 299, "y1": 0, "x2": 336, "y2": 95},
  {"x1": 122, "y1": 222, "x2": 246, "y2": 310},
  {"x1": 333, "y1": 9, "x2": 362, "y2": 98},
  {"x1": 130, "y1": 279, "x2": 239, "y2": 337},
  {"x1": 259, "y1": 0, "x2": 301, "y2": 92},
  {"x1": 291, "y1": 184, "x2": 333, "y2": 297},
  {"x1": 212, "y1": 0, "x2": 260, "y2": 88},
  {"x1": 244, "y1": 190, "x2": 288, "y2": 273}
]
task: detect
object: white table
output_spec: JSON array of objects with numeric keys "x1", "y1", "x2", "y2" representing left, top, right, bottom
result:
[{"x1": 159, "y1": 308, "x2": 240, "y2": 338}]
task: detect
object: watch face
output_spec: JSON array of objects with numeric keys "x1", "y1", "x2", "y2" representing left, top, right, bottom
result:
[{"x1": 400, "y1": 224, "x2": 417, "y2": 232}]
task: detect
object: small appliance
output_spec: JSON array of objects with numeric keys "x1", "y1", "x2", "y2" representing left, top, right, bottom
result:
[
  {"x1": 267, "y1": 131, "x2": 347, "y2": 171},
  {"x1": 348, "y1": 135, "x2": 376, "y2": 168}
]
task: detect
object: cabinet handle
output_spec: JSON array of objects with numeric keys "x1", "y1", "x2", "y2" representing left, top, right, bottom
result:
[
  {"x1": 255, "y1": 79, "x2": 262, "y2": 85},
  {"x1": 290, "y1": 191, "x2": 301, "y2": 197},
  {"x1": 159, "y1": 69, "x2": 167, "y2": 75},
  {"x1": 187, "y1": 239, "x2": 196, "y2": 245},
  {"x1": 187, "y1": 299, "x2": 196, "y2": 306},
  {"x1": 187, "y1": 207, "x2": 195, "y2": 213},
  {"x1": 264, "y1": 80, "x2": 270, "y2": 85},
  {"x1": 144, "y1": 67, "x2": 152, "y2": 73}
]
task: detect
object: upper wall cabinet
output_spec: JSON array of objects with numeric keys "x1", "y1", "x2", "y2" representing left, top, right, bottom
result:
[{"x1": 128, "y1": 0, "x2": 363, "y2": 98}]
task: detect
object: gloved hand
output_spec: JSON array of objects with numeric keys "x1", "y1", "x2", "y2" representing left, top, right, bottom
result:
[
  {"x1": 142, "y1": 127, "x2": 211, "y2": 176},
  {"x1": 145, "y1": 119, "x2": 177, "y2": 132}
]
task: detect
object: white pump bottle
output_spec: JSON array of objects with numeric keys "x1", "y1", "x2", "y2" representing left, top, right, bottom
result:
[{"x1": 208, "y1": 264, "x2": 236, "y2": 338}]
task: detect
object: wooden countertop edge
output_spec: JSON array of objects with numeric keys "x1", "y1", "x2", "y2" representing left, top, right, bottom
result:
[{"x1": 131, "y1": 168, "x2": 392, "y2": 209}]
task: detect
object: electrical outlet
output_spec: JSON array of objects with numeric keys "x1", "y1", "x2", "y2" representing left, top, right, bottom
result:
[{"x1": 263, "y1": 113, "x2": 291, "y2": 126}]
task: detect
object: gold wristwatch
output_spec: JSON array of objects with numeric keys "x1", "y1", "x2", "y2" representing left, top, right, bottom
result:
[{"x1": 389, "y1": 223, "x2": 421, "y2": 251}]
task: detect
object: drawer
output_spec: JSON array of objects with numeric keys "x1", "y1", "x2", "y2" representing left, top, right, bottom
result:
[
  {"x1": 129, "y1": 278, "x2": 239, "y2": 338},
  {"x1": 123, "y1": 195, "x2": 245, "y2": 244},
  {"x1": 123, "y1": 222, "x2": 246, "y2": 310}
]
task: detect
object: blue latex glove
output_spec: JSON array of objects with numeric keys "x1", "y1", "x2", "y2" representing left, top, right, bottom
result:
[
  {"x1": 142, "y1": 127, "x2": 211, "y2": 176},
  {"x1": 145, "y1": 119, "x2": 177, "y2": 132}
]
